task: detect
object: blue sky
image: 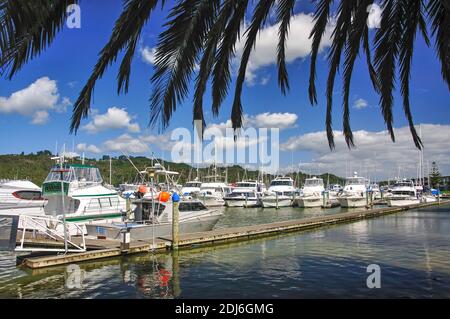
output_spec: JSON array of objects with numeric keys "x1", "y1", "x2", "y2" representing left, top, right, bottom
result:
[{"x1": 0, "y1": 0, "x2": 449, "y2": 179}]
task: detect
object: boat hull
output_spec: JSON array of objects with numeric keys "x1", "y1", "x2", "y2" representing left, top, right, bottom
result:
[
  {"x1": 224, "y1": 198, "x2": 260, "y2": 208},
  {"x1": 297, "y1": 197, "x2": 322, "y2": 208},
  {"x1": 338, "y1": 197, "x2": 367, "y2": 208},
  {"x1": 261, "y1": 197, "x2": 292, "y2": 208},
  {"x1": 387, "y1": 198, "x2": 420, "y2": 207},
  {"x1": 86, "y1": 212, "x2": 222, "y2": 240}
]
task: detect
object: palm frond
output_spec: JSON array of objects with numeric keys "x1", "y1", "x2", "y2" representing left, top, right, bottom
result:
[
  {"x1": 362, "y1": 27, "x2": 380, "y2": 93},
  {"x1": 427, "y1": 0, "x2": 450, "y2": 90},
  {"x1": 211, "y1": 0, "x2": 249, "y2": 115},
  {"x1": 341, "y1": 0, "x2": 373, "y2": 148},
  {"x1": 231, "y1": 0, "x2": 276, "y2": 132},
  {"x1": 150, "y1": 0, "x2": 219, "y2": 131},
  {"x1": 399, "y1": 0, "x2": 427, "y2": 149},
  {"x1": 324, "y1": 0, "x2": 354, "y2": 149},
  {"x1": 0, "y1": 0, "x2": 77, "y2": 78},
  {"x1": 70, "y1": 0, "x2": 159, "y2": 133},
  {"x1": 374, "y1": 0, "x2": 404, "y2": 143},
  {"x1": 276, "y1": 0, "x2": 295, "y2": 95},
  {"x1": 308, "y1": 0, "x2": 333, "y2": 105},
  {"x1": 193, "y1": 1, "x2": 234, "y2": 129}
]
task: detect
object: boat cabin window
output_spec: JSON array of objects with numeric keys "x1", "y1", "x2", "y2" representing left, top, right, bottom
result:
[
  {"x1": 179, "y1": 201, "x2": 207, "y2": 211},
  {"x1": 270, "y1": 180, "x2": 293, "y2": 186},
  {"x1": 304, "y1": 179, "x2": 324, "y2": 187},
  {"x1": 236, "y1": 183, "x2": 256, "y2": 188},
  {"x1": 185, "y1": 182, "x2": 202, "y2": 188},
  {"x1": 394, "y1": 182, "x2": 413, "y2": 188},
  {"x1": 229, "y1": 192, "x2": 256, "y2": 198},
  {"x1": 392, "y1": 191, "x2": 415, "y2": 196},
  {"x1": 346, "y1": 177, "x2": 366, "y2": 185},
  {"x1": 12, "y1": 191, "x2": 43, "y2": 200}
]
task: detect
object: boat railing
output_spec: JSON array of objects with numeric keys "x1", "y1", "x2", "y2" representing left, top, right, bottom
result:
[{"x1": 15, "y1": 215, "x2": 86, "y2": 253}]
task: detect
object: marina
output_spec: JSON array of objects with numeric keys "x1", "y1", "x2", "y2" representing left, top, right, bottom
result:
[{"x1": 9, "y1": 200, "x2": 448, "y2": 269}]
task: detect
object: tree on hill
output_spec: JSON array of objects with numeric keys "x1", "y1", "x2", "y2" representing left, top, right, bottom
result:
[{"x1": 430, "y1": 161, "x2": 442, "y2": 188}]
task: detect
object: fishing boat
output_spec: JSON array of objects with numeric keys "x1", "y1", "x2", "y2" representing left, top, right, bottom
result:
[
  {"x1": 386, "y1": 179, "x2": 420, "y2": 207},
  {"x1": 223, "y1": 180, "x2": 265, "y2": 207},
  {"x1": 86, "y1": 197, "x2": 222, "y2": 240},
  {"x1": 41, "y1": 160, "x2": 127, "y2": 234},
  {"x1": 0, "y1": 179, "x2": 46, "y2": 216},
  {"x1": 296, "y1": 177, "x2": 325, "y2": 208},
  {"x1": 261, "y1": 176, "x2": 296, "y2": 208},
  {"x1": 337, "y1": 173, "x2": 368, "y2": 208}
]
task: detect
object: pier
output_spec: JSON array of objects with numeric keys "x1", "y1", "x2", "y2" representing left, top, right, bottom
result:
[{"x1": 18, "y1": 200, "x2": 449, "y2": 269}]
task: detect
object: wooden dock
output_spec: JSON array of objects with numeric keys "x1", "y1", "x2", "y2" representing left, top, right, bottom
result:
[{"x1": 18, "y1": 200, "x2": 449, "y2": 269}]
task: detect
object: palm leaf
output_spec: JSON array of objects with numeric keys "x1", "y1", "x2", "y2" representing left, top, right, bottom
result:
[
  {"x1": 70, "y1": 0, "x2": 160, "y2": 133},
  {"x1": 276, "y1": 0, "x2": 296, "y2": 95},
  {"x1": 231, "y1": 0, "x2": 276, "y2": 132}
]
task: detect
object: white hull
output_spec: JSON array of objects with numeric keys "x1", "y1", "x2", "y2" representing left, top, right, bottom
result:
[
  {"x1": 261, "y1": 197, "x2": 292, "y2": 208},
  {"x1": 297, "y1": 196, "x2": 323, "y2": 208},
  {"x1": 387, "y1": 198, "x2": 420, "y2": 207},
  {"x1": 224, "y1": 198, "x2": 260, "y2": 208},
  {"x1": 338, "y1": 197, "x2": 367, "y2": 208}
]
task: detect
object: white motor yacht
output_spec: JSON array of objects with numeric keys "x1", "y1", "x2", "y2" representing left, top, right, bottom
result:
[
  {"x1": 261, "y1": 176, "x2": 297, "y2": 208},
  {"x1": 223, "y1": 180, "x2": 265, "y2": 207},
  {"x1": 296, "y1": 177, "x2": 325, "y2": 208},
  {"x1": 197, "y1": 182, "x2": 232, "y2": 207},
  {"x1": 0, "y1": 179, "x2": 46, "y2": 216},
  {"x1": 386, "y1": 179, "x2": 420, "y2": 207},
  {"x1": 337, "y1": 173, "x2": 368, "y2": 208}
]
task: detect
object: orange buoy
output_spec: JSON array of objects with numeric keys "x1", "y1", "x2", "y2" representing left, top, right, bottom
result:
[
  {"x1": 159, "y1": 191, "x2": 170, "y2": 202},
  {"x1": 138, "y1": 185, "x2": 147, "y2": 194}
]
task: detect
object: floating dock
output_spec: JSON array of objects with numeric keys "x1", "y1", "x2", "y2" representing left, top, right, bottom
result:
[{"x1": 18, "y1": 200, "x2": 449, "y2": 269}]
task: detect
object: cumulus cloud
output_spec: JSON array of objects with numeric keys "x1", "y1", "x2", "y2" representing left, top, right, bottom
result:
[
  {"x1": 280, "y1": 124, "x2": 450, "y2": 179},
  {"x1": 0, "y1": 77, "x2": 70, "y2": 124},
  {"x1": 82, "y1": 107, "x2": 140, "y2": 134},
  {"x1": 76, "y1": 143, "x2": 102, "y2": 154},
  {"x1": 140, "y1": 46, "x2": 156, "y2": 65},
  {"x1": 235, "y1": 13, "x2": 334, "y2": 85},
  {"x1": 103, "y1": 134, "x2": 149, "y2": 154},
  {"x1": 353, "y1": 98, "x2": 369, "y2": 110}
]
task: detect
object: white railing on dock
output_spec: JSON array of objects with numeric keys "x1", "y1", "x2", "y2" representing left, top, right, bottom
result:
[{"x1": 16, "y1": 215, "x2": 86, "y2": 253}]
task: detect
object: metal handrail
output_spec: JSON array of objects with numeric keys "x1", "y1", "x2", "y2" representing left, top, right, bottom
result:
[{"x1": 16, "y1": 215, "x2": 86, "y2": 253}]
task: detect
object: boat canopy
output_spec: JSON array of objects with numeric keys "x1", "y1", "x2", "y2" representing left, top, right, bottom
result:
[
  {"x1": 394, "y1": 180, "x2": 414, "y2": 188},
  {"x1": 45, "y1": 165, "x2": 103, "y2": 184},
  {"x1": 184, "y1": 181, "x2": 202, "y2": 188}
]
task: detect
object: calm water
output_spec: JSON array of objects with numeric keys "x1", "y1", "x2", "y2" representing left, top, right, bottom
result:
[{"x1": 1, "y1": 204, "x2": 450, "y2": 298}]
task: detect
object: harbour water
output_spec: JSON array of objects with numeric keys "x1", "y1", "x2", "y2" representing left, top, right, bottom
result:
[{"x1": 1, "y1": 204, "x2": 449, "y2": 298}]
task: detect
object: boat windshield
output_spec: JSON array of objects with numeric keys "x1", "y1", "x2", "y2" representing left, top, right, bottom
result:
[
  {"x1": 394, "y1": 181, "x2": 413, "y2": 188},
  {"x1": 270, "y1": 180, "x2": 293, "y2": 186},
  {"x1": 185, "y1": 182, "x2": 201, "y2": 188},
  {"x1": 304, "y1": 179, "x2": 323, "y2": 187},
  {"x1": 45, "y1": 165, "x2": 103, "y2": 184},
  {"x1": 346, "y1": 177, "x2": 365, "y2": 185}
]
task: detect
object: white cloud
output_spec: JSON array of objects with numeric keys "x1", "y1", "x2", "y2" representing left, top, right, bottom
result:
[
  {"x1": 205, "y1": 112, "x2": 298, "y2": 132},
  {"x1": 235, "y1": 13, "x2": 334, "y2": 85},
  {"x1": 103, "y1": 134, "x2": 149, "y2": 154},
  {"x1": 353, "y1": 98, "x2": 369, "y2": 110},
  {"x1": 0, "y1": 77, "x2": 70, "y2": 124},
  {"x1": 140, "y1": 46, "x2": 156, "y2": 65},
  {"x1": 82, "y1": 107, "x2": 140, "y2": 134},
  {"x1": 76, "y1": 143, "x2": 102, "y2": 154},
  {"x1": 31, "y1": 111, "x2": 50, "y2": 125},
  {"x1": 280, "y1": 124, "x2": 450, "y2": 179}
]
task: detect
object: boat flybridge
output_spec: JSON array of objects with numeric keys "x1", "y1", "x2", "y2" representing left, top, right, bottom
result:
[
  {"x1": 181, "y1": 180, "x2": 202, "y2": 196},
  {"x1": 261, "y1": 176, "x2": 297, "y2": 208},
  {"x1": 224, "y1": 180, "x2": 266, "y2": 207},
  {"x1": 337, "y1": 172, "x2": 368, "y2": 208},
  {"x1": 296, "y1": 176, "x2": 325, "y2": 208},
  {"x1": 42, "y1": 160, "x2": 127, "y2": 234},
  {"x1": 386, "y1": 179, "x2": 420, "y2": 207},
  {"x1": 0, "y1": 179, "x2": 46, "y2": 216}
]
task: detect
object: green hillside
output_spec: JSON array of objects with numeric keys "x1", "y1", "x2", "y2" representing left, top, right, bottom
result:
[{"x1": 0, "y1": 151, "x2": 345, "y2": 187}]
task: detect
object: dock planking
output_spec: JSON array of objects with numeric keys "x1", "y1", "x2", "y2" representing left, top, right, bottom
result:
[{"x1": 19, "y1": 200, "x2": 449, "y2": 269}]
